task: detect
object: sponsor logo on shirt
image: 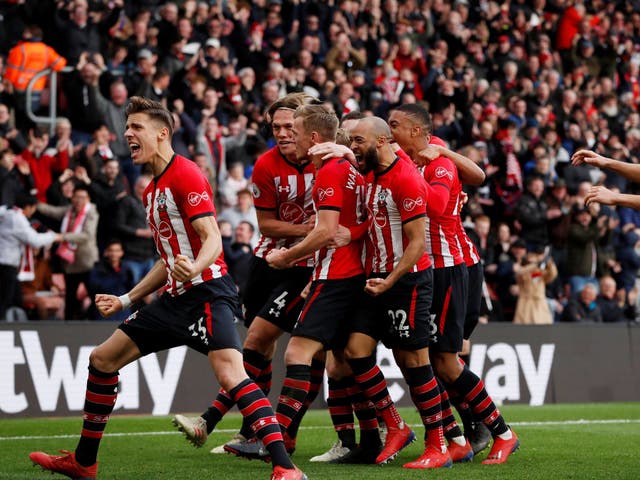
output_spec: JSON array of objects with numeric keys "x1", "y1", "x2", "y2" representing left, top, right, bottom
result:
[
  {"x1": 157, "y1": 220, "x2": 173, "y2": 239},
  {"x1": 317, "y1": 187, "x2": 334, "y2": 201},
  {"x1": 403, "y1": 196, "x2": 424, "y2": 212},
  {"x1": 435, "y1": 166, "x2": 453, "y2": 180},
  {"x1": 279, "y1": 201, "x2": 305, "y2": 223},
  {"x1": 188, "y1": 191, "x2": 210, "y2": 206}
]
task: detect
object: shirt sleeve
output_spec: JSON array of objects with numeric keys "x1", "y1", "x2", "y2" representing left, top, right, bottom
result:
[
  {"x1": 395, "y1": 168, "x2": 427, "y2": 223},
  {"x1": 250, "y1": 157, "x2": 277, "y2": 210},
  {"x1": 173, "y1": 164, "x2": 215, "y2": 221},
  {"x1": 314, "y1": 160, "x2": 344, "y2": 211}
]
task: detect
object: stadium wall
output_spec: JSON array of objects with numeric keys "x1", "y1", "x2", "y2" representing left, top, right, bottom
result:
[{"x1": 1, "y1": 323, "x2": 638, "y2": 418}]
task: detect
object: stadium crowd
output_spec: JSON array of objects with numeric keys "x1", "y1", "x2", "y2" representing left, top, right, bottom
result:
[{"x1": 1, "y1": 0, "x2": 640, "y2": 323}]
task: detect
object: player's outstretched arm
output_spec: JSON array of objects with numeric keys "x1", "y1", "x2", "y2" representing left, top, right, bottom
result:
[
  {"x1": 95, "y1": 259, "x2": 167, "y2": 318},
  {"x1": 585, "y1": 185, "x2": 640, "y2": 210},
  {"x1": 572, "y1": 149, "x2": 640, "y2": 183}
]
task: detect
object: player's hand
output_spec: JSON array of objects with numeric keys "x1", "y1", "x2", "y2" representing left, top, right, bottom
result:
[
  {"x1": 266, "y1": 247, "x2": 291, "y2": 269},
  {"x1": 585, "y1": 185, "x2": 617, "y2": 206},
  {"x1": 415, "y1": 145, "x2": 442, "y2": 167},
  {"x1": 308, "y1": 142, "x2": 356, "y2": 165},
  {"x1": 328, "y1": 224, "x2": 351, "y2": 248},
  {"x1": 571, "y1": 149, "x2": 609, "y2": 168},
  {"x1": 95, "y1": 294, "x2": 123, "y2": 318},
  {"x1": 364, "y1": 277, "x2": 391, "y2": 296},
  {"x1": 172, "y1": 254, "x2": 197, "y2": 282}
]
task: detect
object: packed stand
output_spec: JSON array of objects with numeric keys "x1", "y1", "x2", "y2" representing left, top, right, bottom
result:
[{"x1": 0, "y1": 0, "x2": 639, "y2": 322}]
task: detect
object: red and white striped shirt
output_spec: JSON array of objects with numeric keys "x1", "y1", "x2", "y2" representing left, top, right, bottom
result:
[
  {"x1": 251, "y1": 147, "x2": 315, "y2": 267},
  {"x1": 144, "y1": 154, "x2": 227, "y2": 296},
  {"x1": 365, "y1": 157, "x2": 431, "y2": 274},
  {"x1": 420, "y1": 137, "x2": 465, "y2": 268},
  {"x1": 457, "y1": 213, "x2": 481, "y2": 267},
  {"x1": 311, "y1": 157, "x2": 366, "y2": 281}
]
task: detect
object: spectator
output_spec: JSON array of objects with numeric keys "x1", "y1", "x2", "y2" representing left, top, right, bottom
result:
[
  {"x1": 0, "y1": 102, "x2": 27, "y2": 154},
  {"x1": 493, "y1": 238, "x2": 528, "y2": 322},
  {"x1": 515, "y1": 175, "x2": 550, "y2": 252},
  {"x1": 87, "y1": 239, "x2": 134, "y2": 322},
  {"x1": 52, "y1": 0, "x2": 123, "y2": 65},
  {"x1": 3, "y1": 25, "x2": 67, "y2": 130},
  {"x1": 114, "y1": 174, "x2": 156, "y2": 285},
  {"x1": 561, "y1": 283, "x2": 603, "y2": 323},
  {"x1": 596, "y1": 275, "x2": 634, "y2": 323},
  {"x1": 0, "y1": 193, "x2": 62, "y2": 320},
  {"x1": 513, "y1": 249, "x2": 558, "y2": 325},
  {"x1": 217, "y1": 188, "x2": 258, "y2": 247},
  {"x1": 565, "y1": 204, "x2": 602, "y2": 297},
  {"x1": 62, "y1": 53, "x2": 109, "y2": 146},
  {"x1": 37, "y1": 185, "x2": 99, "y2": 320},
  {"x1": 19, "y1": 126, "x2": 69, "y2": 203},
  {"x1": 77, "y1": 158, "x2": 127, "y2": 252},
  {"x1": 219, "y1": 161, "x2": 248, "y2": 209},
  {"x1": 94, "y1": 77, "x2": 134, "y2": 188},
  {"x1": 0, "y1": 148, "x2": 34, "y2": 207},
  {"x1": 223, "y1": 220, "x2": 255, "y2": 311}
]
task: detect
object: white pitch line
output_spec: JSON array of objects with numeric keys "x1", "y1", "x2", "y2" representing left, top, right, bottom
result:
[{"x1": 1, "y1": 419, "x2": 639, "y2": 441}]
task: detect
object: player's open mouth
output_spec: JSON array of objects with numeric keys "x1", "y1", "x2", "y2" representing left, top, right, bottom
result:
[{"x1": 129, "y1": 143, "x2": 141, "y2": 155}]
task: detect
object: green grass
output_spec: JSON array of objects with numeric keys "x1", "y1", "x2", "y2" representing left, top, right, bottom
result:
[{"x1": 1, "y1": 403, "x2": 639, "y2": 479}]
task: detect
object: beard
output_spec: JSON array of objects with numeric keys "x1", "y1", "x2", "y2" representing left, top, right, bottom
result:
[{"x1": 359, "y1": 146, "x2": 379, "y2": 174}]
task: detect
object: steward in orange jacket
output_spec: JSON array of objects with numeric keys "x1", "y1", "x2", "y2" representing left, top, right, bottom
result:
[{"x1": 4, "y1": 25, "x2": 67, "y2": 93}]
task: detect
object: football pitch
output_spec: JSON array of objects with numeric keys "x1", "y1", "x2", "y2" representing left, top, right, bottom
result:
[{"x1": 1, "y1": 403, "x2": 638, "y2": 479}]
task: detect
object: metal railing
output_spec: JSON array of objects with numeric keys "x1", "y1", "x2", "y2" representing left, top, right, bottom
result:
[{"x1": 25, "y1": 66, "x2": 74, "y2": 136}]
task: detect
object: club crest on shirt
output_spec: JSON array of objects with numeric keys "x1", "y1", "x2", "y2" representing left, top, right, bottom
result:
[
  {"x1": 435, "y1": 166, "x2": 454, "y2": 180},
  {"x1": 403, "y1": 196, "x2": 424, "y2": 212},
  {"x1": 250, "y1": 182, "x2": 261, "y2": 198},
  {"x1": 317, "y1": 187, "x2": 334, "y2": 201},
  {"x1": 188, "y1": 191, "x2": 209, "y2": 206},
  {"x1": 157, "y1": 192, "x2": 167, "y2": 212},
  {"x1": 377, "y1": 191, "x2": 387, "y2": 202}
]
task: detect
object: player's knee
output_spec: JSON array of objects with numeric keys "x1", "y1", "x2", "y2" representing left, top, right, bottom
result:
[
  {"x1": 431, "y1": 352, "x2": 463, "y2": 383},
  {"x1": 284, "y1": 338, "x2": 315, "y2": 366},
  {"x1": 89, "y1": 347, "x2": 118, "y2": 374}
]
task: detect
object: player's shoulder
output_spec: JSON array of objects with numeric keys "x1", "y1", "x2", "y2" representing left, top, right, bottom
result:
[{"x1": 254, "y1": 146, "x2": 281, "y2": 168}]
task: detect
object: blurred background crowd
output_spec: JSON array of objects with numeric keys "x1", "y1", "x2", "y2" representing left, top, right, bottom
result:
[{"x1": 1, "y1": 0, "x2": 640, "y2": 324}]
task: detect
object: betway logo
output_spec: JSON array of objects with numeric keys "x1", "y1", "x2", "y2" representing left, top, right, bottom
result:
[
  {"x1": 376, "y1": 342, "x2": 555, "y2": 406},
  {"x1": 0, "y1": 331, "x2": 186, "y2": 415}
]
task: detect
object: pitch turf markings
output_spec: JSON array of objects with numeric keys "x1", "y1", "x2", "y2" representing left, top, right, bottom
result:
[{"x1": 2, "y1": 419, "x2": 639, "y2": 441}]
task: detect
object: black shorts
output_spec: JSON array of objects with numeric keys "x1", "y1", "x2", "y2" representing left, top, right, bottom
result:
[
  {"x1": 243, "y1": 256, "x2": 312, "y2": 332},
  {"x1": 293, "y1": 275, "x2": 365, "y2": 350},
  {"x1": 429, "y1": 264, "x2": 468, "y2": 353},
  {"x1": 352, "y1": 269, "x2": 432, "y2": 351},
  {"x1": 464, "y1": 262, "x2": 484, "y2": 340},
  {"x1": 119, "y1": 275, "x2": 241, "y2": 355}
]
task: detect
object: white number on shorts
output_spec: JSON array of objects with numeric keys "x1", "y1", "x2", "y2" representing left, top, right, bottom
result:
[
  {"x1": 268, "y1": 290, "x2": 288, "y2": 318},
  {"x1": 428, "y1": 313, "x2": 438, "y2": 343},
  {"x1": 388, "y1": 309, "x2": 410, "y2": 338},
  {"x1": 188, "y1": 316, "x2": 209, "y2": 346}
]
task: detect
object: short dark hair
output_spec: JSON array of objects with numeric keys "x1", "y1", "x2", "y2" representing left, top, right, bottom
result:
[
  {"x1": 391, "y1": 103, "x2": 433, "y2": 135},
  {"x1": 126, "y1": 96, "x2": 174, "y2": 136},
  {"x1": 73, "y1": 184, "x2": 91, "y2": 198},
  {"x1": 15, "y1": 192, "x2": 38, "y2": 209}
]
